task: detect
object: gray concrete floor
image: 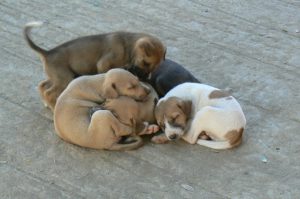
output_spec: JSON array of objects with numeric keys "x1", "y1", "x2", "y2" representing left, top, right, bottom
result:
[{"x1": 1, "y1": 0, "x2": 300, "y2": 198}]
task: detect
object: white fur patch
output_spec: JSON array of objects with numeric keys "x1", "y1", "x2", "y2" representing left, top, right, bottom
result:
[
  {"x1": 164, "y1": 119, "x2": 184, "y2": 140},
  {"x1": 25, "y1": 21, "x2": 44, "y2": 27}
]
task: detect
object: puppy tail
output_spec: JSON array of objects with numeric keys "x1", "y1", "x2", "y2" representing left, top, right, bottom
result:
[
  {"x1": 23, "y1": 21, "x2": 48, "y2": 56},
  {"x1": 197, "y1": 139, "x2": 233, "y2": 150},
  {"x1": 196, "y1": 129, "x2": 243, "y2": 150},
  {"x1": 109, "y1": 136, "x2": 144, "y2": 151}
]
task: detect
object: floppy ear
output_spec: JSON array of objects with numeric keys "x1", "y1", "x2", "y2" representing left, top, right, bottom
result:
[
  {"x1": 177, "y1": 100, "x2": 192, "y2": 118},
  {"x1": 138, "y1": 38, "x2": 155, "y2": 57},
  {"x1": 103, "y1": 83, "x2": 119, "y2": 98},
  {"x1": 154, "y1": 101, "x2": 165, "y2": 126}
]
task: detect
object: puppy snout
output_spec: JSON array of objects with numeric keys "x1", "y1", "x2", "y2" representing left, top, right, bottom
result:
[{"x1": 168, "y1": 134, "x2": 177, "y2": 140}]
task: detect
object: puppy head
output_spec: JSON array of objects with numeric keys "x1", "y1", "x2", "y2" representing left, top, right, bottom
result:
[
  {"x1": 131, "y1": 36, "x2": 166, "y2": 80},
  {"x1": 104, "y1": 96, "x2": 139, "y2": 126},
  {"x1": 155, "y1": 97, "x2": 192, "y2": 140},
  {"x1": 103, "y1": 69, "x2": 151, "y2": 101}
]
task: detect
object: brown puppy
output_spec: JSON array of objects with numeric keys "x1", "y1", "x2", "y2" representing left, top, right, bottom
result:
[
  {"x1": 24, "y1": 21, "x2": 166, "y2": 111},
  {"x1": 54, "y1": 69, "x2": 151, "y2": 150},
  {"x1": 103, "y1": 83, "x2": 159, "y2": 136}
]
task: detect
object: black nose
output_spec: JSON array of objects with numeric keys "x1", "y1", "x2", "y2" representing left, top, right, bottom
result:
[{"x1": 169, "y1": 134, "x2": 177, "y2": 140}]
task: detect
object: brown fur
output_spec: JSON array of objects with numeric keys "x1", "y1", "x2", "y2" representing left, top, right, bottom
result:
[
  {"x1": 155, "y1": 97, "x2": 192, "y2": 130},
  {"x1": 225, "y1": 128, "x2": 244, "y2": 148},
  {"x1": 103, "y1": 83, "x2": 159, "y2": 135},
  {"x1": 209, "y1": 90, "x2": 231, "y2": 99},
  {"x1": 54, "y1": 69, "x2": 152, "y2": 151},
  {"x1": 24, "y1": 23, "x2": 166, "y2": 111}
]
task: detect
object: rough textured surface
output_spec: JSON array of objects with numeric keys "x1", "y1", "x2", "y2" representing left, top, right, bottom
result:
[{"x1": 1, "y1": 0, "x2": 300, "y2": 198}]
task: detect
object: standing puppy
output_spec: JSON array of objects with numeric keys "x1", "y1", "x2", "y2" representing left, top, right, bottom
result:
[
  {"x1": 24, "y1": 21, "x2": 166, "y2": 111},
  {"x1": 54, "y1": 69, "x2": 151, "y2": 150},
  {"x1": 154, "y1": 83, "x2": 246, "y2": 150}
]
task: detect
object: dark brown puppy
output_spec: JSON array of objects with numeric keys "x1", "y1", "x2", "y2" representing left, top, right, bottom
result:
[
  {"x1": 146, "y1": 59, "x2": 200, "y2": 97},
  {"x1": 24, "y1": 21, "x2": 166, "y2": 111}
]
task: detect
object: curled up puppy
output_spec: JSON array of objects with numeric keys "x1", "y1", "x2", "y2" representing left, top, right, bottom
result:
[
  {"x1": 153, "y1": 83, "x2": 246, "y2": 150},
  {"x1": 101, "y1": 83, "x2": 160, "y2": 138},
  {"x1": 24, "y1": 21, "x2": 166, "y2": 111},
  {"x1": 54, "y1": 69, "x2": 154, "y2": 150},
  {"x1": 146, "y1": 59, "x2": 200, "y2": 97}
]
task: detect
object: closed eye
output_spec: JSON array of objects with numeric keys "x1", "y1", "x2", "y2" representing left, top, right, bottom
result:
[
  {"x1": 128, "y1": 84, "x2": 137, "y2": 89},
  {"x1": 159, "y1": 122, "x2": 165, "y2": 130},
  {"x1": 170, "y1": 115, "x2": 179, "y2": 123}
]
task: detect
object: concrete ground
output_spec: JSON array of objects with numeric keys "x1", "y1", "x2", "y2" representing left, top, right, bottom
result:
[{"x1": 1, "y1": 0, "x2": 300, "y2": 198}]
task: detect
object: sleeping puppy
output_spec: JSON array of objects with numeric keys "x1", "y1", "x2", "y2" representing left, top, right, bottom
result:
[
  {"x1": 153, "y1": 83, "x2": 246, "y2": 150},
  {"x1": 24, "y1": 21, "x2": 166, "y2": 111},
  {"x1": 146, "y1": 59, "x2": 200, "y2": 97},
  {"x1": 54, "y1": 69, "x2": 152, "y2": 150},
  {"x1": 102, "y1": 83, "x2": 159, "y2": 136}
]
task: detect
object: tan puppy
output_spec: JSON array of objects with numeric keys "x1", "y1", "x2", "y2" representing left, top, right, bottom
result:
[
  {"x1": 24, "y1": 21, "x2": 166, "y2": 111},
  {"x1": 102, "y1": 84, "x2": 159, "y2": 136},
  {"x1": 153, "y1": 83, "x2": 246, "y2": 150},
  {"x1": 54, "y1": 69, "x2": 152, "y2": 150}
]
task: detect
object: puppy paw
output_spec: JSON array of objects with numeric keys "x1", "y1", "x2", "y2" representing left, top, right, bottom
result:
[
  {"x1": 139, "y1": 124, "x2": 160, "y2": 135},
  {"x1": 151, "y1": 134, "x2": 169, "y2": 144},
  {"x1": 147, "y1": 124, "x2": 160, "y2": 134}
]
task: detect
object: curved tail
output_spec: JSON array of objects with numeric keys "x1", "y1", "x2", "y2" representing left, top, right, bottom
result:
[
  {"x1": 197, "y1": 128, "x2": 243, "y2": 150},
  {"x1": 109, "y1": 136, "x2": 144, "y2": 151},
  {"x1": 197, "y1": 139, "x2": 234, "y2": 150},
  {"x1": 23, "y1": 21, "x2": 48, "y2": 56}
]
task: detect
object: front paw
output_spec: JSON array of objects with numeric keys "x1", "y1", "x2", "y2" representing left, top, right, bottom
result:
[
  {"x1": 151, "y1": 134, "x2": 169, "y2": 144},
  {"x1": 139, "y1": 123, "x2": 160, "y2": 135}
]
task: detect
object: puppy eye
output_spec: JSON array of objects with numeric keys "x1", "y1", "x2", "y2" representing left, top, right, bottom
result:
[
  {"x1": 128, "y1": 84, "x2": 137, "y2": 89},
  {"x1": 159, "y1": 123, "x2": 165, "y2": 130},
  {"x1": 171, "y1": 115, "x2": 179, "y2": 123}
]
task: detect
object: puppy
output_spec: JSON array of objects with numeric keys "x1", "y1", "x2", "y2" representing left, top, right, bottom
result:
[
  {"x1": 102, "y1": 83, "x2": 159, "y2": 136},
  {"x1": 147, "y1": 59, "x2": 200, "y2": 97},
  {"x1": 153, "y1": 83, "x2": 246, "y2": 150},
  {"x1": 24, "y1": 21, "x2": 166, "y2": 111},
  {"x1": 54, "y1": 69, "x2": 151, "y2": 150}
]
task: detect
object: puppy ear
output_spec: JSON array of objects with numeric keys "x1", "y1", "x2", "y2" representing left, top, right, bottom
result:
[
  {"x1": 138, "y1": 38, "x2": 155, "y2": 57},
  {"x1": 103, "y1": 83, "x2": 119, "y2": 98},
  {"x1": 155, "y1": 101, "x2": 165, "y2": 126},
  {"x1": 177, "y1": 100, "x2": 192, "y2": 118}
]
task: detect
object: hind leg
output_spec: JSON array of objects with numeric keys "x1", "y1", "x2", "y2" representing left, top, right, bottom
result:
[
  {"x1": 182, "y1": 107, "x2": 214, "y2": 144},
  {"x1": 43, "y1": 86, "x2": 66, "y2": 111},
  {"x1": 42, "y1": 65, "x2": 75, "y2": 111},
  {"x1": 38, "y1": 79, "x2": 52, "y2": 107}
]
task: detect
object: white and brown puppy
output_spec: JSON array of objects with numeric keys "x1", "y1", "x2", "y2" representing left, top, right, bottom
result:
[
  {"x1": 154, "y1": 83, "x2": 246, "y2": 150},
  {"x1": 24, "y1": 21, "x2": 166, "y2": 111},
  {"x1": 54, "y1": 69, "x2": 152, "y2": 151}
]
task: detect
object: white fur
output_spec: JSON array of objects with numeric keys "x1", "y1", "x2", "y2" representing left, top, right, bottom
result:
[
  {"x1": 158, "y1": 83, "x2": 246, "y2": 149},
  {"x1": 164, "y1": 118, "x2": 184, "y2": 140},
  {"x1": 25, "y1": 21, "x2": 44, "y2": 27}
]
